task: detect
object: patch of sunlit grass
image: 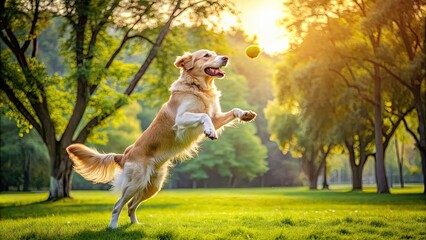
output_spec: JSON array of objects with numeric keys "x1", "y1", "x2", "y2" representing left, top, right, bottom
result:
[{"x1": 0, "y1": 186, "x2": 425, "y2": 239}]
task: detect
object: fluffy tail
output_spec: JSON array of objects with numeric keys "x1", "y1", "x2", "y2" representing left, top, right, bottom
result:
[{"x1": 66, "y1": 144, "x2": 124, "y2": 183}]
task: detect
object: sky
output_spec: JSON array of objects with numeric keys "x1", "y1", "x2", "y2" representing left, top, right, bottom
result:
[{"x1": 220, "y1": 0, "x2": 290, "y2": 54}]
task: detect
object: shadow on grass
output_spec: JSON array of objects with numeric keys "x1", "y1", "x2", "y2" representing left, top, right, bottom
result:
[
  {"x1": 18, "y1": 224, "x2": 147, "y2": 240},
  {"x1": 279, "y1": 190, "x2": 426, "y2": 204},
  {"x1": 71, "y1": 224, "x2": 147, "y2": 240},
  {"x1": 0, "y1": 200, "x2": 180, "y2": 220}
]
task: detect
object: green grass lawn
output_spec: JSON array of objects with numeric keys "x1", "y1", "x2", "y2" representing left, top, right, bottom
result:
[{"x1": 1, "y1": 186, "x2": 425, "y2": 240}]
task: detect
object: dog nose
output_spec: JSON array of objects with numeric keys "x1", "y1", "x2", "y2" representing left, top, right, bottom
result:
[{"x1": 222, "y1": 56, "x2": 228, "y2": 62}]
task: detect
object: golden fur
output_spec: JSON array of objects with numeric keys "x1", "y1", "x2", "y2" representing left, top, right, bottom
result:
[{"x1": 66, "y1": 49, "x2": 257, "y2": 229}]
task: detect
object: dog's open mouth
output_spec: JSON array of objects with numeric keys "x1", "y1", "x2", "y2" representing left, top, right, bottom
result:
[{"x1": 205, "y1": 67, "x2": 225, "y2": 77}]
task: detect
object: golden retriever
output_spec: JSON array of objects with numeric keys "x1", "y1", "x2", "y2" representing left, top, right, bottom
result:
[{"x1": 66, "y1": 49, "x2": 257, "y2": 229}]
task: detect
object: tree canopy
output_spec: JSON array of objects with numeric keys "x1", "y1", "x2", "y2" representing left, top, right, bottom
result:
[
  {"x1": 0, "y1": 0, "x2": 236, "y2": 199},
  {"x1": 267, "y1": 0, "x2": 425, "y2": 192}
]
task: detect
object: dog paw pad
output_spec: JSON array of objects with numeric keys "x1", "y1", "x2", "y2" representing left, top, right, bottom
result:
[
  {"x1": 240, "y1": 111, "x2": 257, "y2": 122},
  {"x1": 204, "y1": 129, "x2": 218, "y2": 140}
]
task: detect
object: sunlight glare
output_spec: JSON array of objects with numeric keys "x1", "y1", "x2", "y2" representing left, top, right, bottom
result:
[{"x1": 220, "y1": 0, "x2": 289, "y2": 54}]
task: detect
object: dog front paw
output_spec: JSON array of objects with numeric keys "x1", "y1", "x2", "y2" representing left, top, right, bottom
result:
[
  {"x1": 204, "y1": 127, "x2": 218, "y2": 140},
  {"x1": 240, "y1": 111, "x2": 257, "y2": 122}
]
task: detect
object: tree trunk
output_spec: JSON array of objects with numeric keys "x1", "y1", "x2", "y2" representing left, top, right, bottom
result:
[
  {"x1": 47, "y1": 142, "x2": 73, "y2": 200},
  {"x1": 352, "y1": 166, "x2": 362, "y2": 190},
  {"x1": 322, "y1": 161, "x2": 329, "y2": 190},
  {"x1": 352, "y1": 155, "x2": 368, "y2": 191},
  {"x1": 419, "y1": 18, "x2": 426, "y2": 194},
  {"x1": 308, "y1": 175, "x2": 318, "y2": 190},
  {"x1": 232, "y1": 178, "x2": 239, "y2": 188},
  {"x1": 394, "y1": 138, "x2": 405, "y2": 188},
  {"x1": 373, "y1": 64, "x2": 390, "y2": 194},
  {"x1": 398, "y1": 161, "x2": 404, "y2": 188},
  {"x1": 346, "y1": 141, "x2": 362, "y2": 190},
  {"x1": 307, "y1": 158, "x2": 319, "y2": 190},
  {"x1": 388, "y1": 16, "x2": 426, "y2": 194},
  {"x1": 228, "y1": 176, "x2": 236, "y2": 188},
  {"x1": 413, "y1": 88, "x2": 426, "y2": 194},
  {"x1": 420, "y1": 149, "x2": 426, "y2": 194},
  {"x1": 23, "y1": 157, "x2": 30, "y2": 192},
  {"x1": 22, "y1": 144, "x2": 30, "y2": 192},
  {"x1": 303, "y1": 148, "x2": 326, "y2": 190}
]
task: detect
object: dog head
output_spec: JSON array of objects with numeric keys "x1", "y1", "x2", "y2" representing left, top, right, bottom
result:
[{"x1": 174, "y1": 50, "x2": 229, "y2": 79}]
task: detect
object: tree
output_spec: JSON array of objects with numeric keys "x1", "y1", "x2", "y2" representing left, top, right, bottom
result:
[
  {"x1": 340, "y1": 102, "x2": 376, "y2": 190},
  {"x1": 363, "y1": 0, "x2": 425, "y2": 193},
  {"x1": 281, "y1": 0, "x2": 392, "y2": 192},
  {"x1": 328, "y1": 1, "x2": 421, "y2": 192},
  {"x1": 0, "y1": 0, "x2": 234, "y2": 200},
  {"x1": 266, "y1": 99, "x2": 334, "y2": 190},
  {"x1": 280, "y1": 0, "x2": 424, "y2": 193},
  {"x1": 0, "y1": 116, "x2": 49, "y2": 191},
  {"x1": 265, "y1": 45, "x2": 339, "y2": 189},
  {"x1": 394, "y1": 137, "x2": 405, "y2": 188}
]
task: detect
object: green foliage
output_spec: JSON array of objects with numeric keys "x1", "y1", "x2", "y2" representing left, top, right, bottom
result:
[
  {"x1": 0, "y1": 117, "x2": 49, "y2": 191},
  {"x1": 94, "y1": 102, "x2": 143, "y2": 153},
  {"x1": 265, "y1": 50, "x2": 340, "y2": 161},
  {"x1": 226, "y1": 35, "x2": 275, "y2": 107},
  {"x1": 0, "y1": 187, "x2": 425, "y2": 239},
  {"x1": 45, "y1": 73, "x2": 75, "y2": 135},
  {"x1": 1, "y1": 0, "x2": 51, "y2": 41},
  {"x1": 1, "y1": 0, "x2": 236, "y2": 143},
  {"x1": 37, "y1": 19, "x2": 65, "y2": 75},
  {"x1": 0, "y1": 54, "x2": 35, "y2": 136},
  {"x1": 269, "y1": 0, "x2": 425, "y2": 190},
  {"x1": 224, "y1": 31, "x2": 303, "y2": 187}
]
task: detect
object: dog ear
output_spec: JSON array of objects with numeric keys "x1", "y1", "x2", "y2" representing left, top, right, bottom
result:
[{"x1": 174, "y1": 52, "x2": 194, "y2": 70}]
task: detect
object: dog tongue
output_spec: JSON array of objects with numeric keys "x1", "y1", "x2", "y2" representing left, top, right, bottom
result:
[
  {"x1": 217, "y1": 68, "x2": 225, "y2": 75},
  {"x1": 206, "y1": 67, "x2": 225, "y2": 76},
  {"x1": 211, "y1": 68, "x2": 224, "y2": 75}
]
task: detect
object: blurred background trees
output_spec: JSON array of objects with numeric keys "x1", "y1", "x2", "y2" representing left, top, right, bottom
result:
[
  {"x1": 1, "y1": 0, "x2": 424, "y2": 194},
  {"x1": 0, "y1": 117, "x2": 49, "y2": 191},
  {"x1": 267, "y1": 0, "x2": 424, "y2": 193}
]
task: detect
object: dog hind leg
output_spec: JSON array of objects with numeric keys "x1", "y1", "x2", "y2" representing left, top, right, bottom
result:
[
  {"x1": 127, "y1": 191, "x2": 143, "y2": 224},
  {"x1": 109, "y1": 186, "x2": 137, "y2": 229},
  {"x1": 126, "y1": 165, "x2": 169, "y2": 225}
]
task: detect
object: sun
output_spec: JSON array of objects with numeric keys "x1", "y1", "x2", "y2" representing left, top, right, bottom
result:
[{"x1": 220, "y1": 0, "x2": 289, "y2": 54}]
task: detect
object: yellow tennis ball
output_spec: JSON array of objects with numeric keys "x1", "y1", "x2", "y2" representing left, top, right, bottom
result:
[{"x1": 245, "y1": 45, "x2": 261, "y2": 59}]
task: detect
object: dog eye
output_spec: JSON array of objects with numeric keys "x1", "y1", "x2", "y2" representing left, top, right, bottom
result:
[{"x1": 203, "y1": 53, "x2": 211, "y2": 58}]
